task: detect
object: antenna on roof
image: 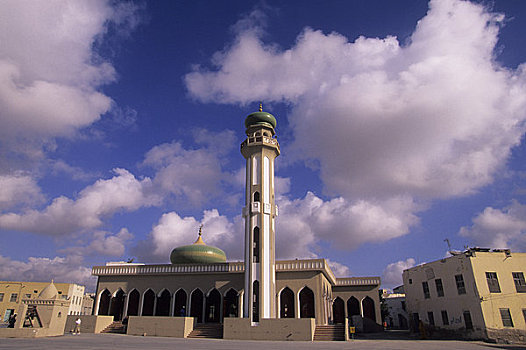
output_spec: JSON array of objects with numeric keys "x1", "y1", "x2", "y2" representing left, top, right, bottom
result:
[{"x1": 444, "y1": 238, "x2": 461, "y2": 256}]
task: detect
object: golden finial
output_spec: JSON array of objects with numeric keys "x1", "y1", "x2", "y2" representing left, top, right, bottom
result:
[
  {"x1": 194, "y1": 224, "x2": 205, "y2": 245},
  {"x1": 259, "y1": 103, "x2": 263, "y2": 112}
]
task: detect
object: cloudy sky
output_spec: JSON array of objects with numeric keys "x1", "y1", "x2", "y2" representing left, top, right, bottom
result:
[{"x1": 1, "y1": 0, "x2": 526, "y2": 291}]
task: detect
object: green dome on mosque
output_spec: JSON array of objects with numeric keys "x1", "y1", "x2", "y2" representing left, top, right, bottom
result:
[
  {"x1": 170, "y1": 227, "x2": 227, "y2": 264},
  {"x1": 245, "y1": 104, "x2": 277, "y2": 130}
]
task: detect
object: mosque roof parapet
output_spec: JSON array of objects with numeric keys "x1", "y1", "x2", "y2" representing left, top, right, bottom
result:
[{"x1": 92, "y1": 258, "x2": 381, "y2": 287}]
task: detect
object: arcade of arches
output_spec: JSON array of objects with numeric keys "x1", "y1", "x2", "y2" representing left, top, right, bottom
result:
[{"x1": 97, "y1": 285, "x2": 377, "y2": 325}]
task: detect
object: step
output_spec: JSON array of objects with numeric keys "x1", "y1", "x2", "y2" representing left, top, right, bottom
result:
[{"x1": 187, "y1": 324, "x2": 223, "y2": 339}]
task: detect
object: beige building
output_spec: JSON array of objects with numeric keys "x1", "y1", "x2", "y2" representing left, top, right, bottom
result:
[
  {"x1": 0, "y1": 281, "x2": 85, "y2": 324},
  {"x1": 91, "y1": 107, "x2": 382, "y2": 340},
  {"x1": 403, "y1": 248, "x2": 526, "y2": 343}
]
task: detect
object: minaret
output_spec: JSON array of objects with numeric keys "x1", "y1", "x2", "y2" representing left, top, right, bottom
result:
[{"x1": 241, "y1": 104, "x2": 280, "y2": 322}]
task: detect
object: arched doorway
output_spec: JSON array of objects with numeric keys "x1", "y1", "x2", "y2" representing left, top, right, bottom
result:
[
  {"x1": 97, "y1": 289, "x2": 111, "y2": 315},
  {"x1": 362, "y1": 296, "x2": 376, "y2": 322},
  {"x1": 205, "y1": 289, "x2": 221, "y2": 323},
  {"x1": 174, "y1": 289, "x2": 187, "y2": 317},
  {"x1": 109, "y1": 289, "x2": 125, "y2": 320},
  {"x1": 190, "y1": 289, "x2": 203, "y2": 323},
  {"x1": 142, "y1": 289, "x2": 155, "y2": 316},
  {"x1": 280, "y1": 287, "x2": 294, "y2": 318},
  {"x1": 347, "y1": 296, "x2": 360, "y2": 317},
  {"x1": 332, "y1": 297, "x2": 345, "y2": 324},
  {"x1": 299, "y1": 287, "x2": 315, "y2": 318},
  {"x1": 223, "y1": 289, "x2": 238, "y2": 318},
  {"x1": 156, "y1": 289, "x2": 171, "y2": 316},
  {"x1": 127, "y1": 289, "x2": 140, "y2": 316}
]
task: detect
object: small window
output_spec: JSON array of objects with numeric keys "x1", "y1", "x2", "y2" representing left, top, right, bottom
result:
[
  {"x1": 25, "y1": 294, "x2": 31, "y2": 299},
  {"x1": 522, "y1": 309, "x2": 526, "y2": 324},
  {"x1": 486, "y1": 272, "x2": 501, "y2": 293},
  {"x1": 253, "y1": 227, "x2": 260, "y2": 263},
  {"x1": 9, "y1": 293, "x2": 18, "y2": 303},
  {"x1": 435, "y1": 278, "x2": 444, "y2": 297},
  {"x1": 427, "y1": 311, "x2": 435, "y2": 326},
  {"x1": 500, "y1": 308, "x2": 514, "y2": 327},
  {"x1": 455, "y1": 274, "x2": 466, "y2": 295},
  {"x1": 0, "y1": 293, "x2": 4, "y2": 302},
  {"x1": 58, "y1": 291, "x2": 62, "y2": 295},
  {"x1": 33, "y1": 290, "x2": 38, "y2": 293},
  {"x1": 409, "y1": 278, "x2": 412, "y2": 284},
  {"x1": 441, "y1": 310, "x2": 449, "y2": 325},
  {"x1": 422, "y1": 282, "x2": 430, "y2": 299},
  {"x1": 463, "y1": 310, "x2": 473, "y2": 330},
  {"x1": 512, "y1": 272, "x2": 526, "y2": 293},
  {"x1": 253, "y1": 191, "x2": 260, "y2": 202},
  {"x1": 401, "y1": 301, "x2": 406, "y2": 311}
]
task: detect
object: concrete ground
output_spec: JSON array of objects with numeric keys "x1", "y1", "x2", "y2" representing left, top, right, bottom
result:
[{"x1": 0, "y1": 333, "x2": 525, "y2": 350}]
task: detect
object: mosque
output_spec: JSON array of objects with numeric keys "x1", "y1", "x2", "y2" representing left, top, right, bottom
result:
[{"x1": 92, "y1": 107, "x2": 381, "y2": 339}]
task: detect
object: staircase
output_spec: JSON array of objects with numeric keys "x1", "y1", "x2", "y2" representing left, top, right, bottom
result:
[
  {"x1": 313, "y1": 324, "x2": 345, "y2": 341},
  {"x1": 187, "y1": 324, "x2": 223, "y2": 339},
  {"x1": 101, "y1": 321, "x2": 126, "y2": 334}
]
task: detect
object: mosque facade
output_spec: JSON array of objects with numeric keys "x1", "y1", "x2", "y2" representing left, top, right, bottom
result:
[{"x1": 92, "y1": 108, "x2": 381, "y2": 333}]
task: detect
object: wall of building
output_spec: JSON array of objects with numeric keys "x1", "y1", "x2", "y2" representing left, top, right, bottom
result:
[
  {"x1": 223, "y1": 318, "x2": 316, "y2": 341},
  {"x1": 403, "y1": 251, "x2": 526, "y2": 342},
  {"x1": 469, "y1": 251, "x2": 526, "y2": 342},
  {"x1": 0, "y1": 281, "x2": 86, "y2": 323},
  {"x1": 126, "y1": 316, "x2": 194, "y2": 337},
  {"x1": 64, "y1": 315, "x2": 114, "y2": 334},
  {"x1": 403, "y1": 254, "x2": 485, "y2": 339}
]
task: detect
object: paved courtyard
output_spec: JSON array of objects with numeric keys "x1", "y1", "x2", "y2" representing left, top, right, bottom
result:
[{"x1": 0, "y1": 334, "x2": 524, "y2": 350}]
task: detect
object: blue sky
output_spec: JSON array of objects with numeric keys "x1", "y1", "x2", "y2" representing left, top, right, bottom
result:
[{"x1": 1, "y1": 0, "x2": 526, "y2": 291}]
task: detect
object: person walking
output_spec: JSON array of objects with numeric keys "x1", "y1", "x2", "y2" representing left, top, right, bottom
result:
[{"x1": 73, "y1": 317, "x2": 81, "y2": 334}]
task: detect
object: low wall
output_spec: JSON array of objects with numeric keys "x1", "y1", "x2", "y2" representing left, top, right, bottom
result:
[
  {"x1": 223, "y1": 318, "x2": 316, "y2": 341},
  {"x1": 127, "y1": 316, "x2": 195, "y2": 337},
  {"x1": 64, "y1": 315, "x2": 114, "y2": 334},
  {"x1": 0, "y1": 327, "x2": 63, "y2": 338}
]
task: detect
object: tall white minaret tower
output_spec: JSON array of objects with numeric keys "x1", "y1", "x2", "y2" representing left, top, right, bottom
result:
[{"x1": 241, "y1": 104, "x2": 279, "y2": 322}]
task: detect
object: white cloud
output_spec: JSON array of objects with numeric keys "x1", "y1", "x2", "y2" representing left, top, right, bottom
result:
[
  {"x1": 185, "y1": 0, "x2": 526, "y2": 248},
  {"x1": 135, "y1": 209, "x2": 242, "y2": 263},
  {"x1": 0, "y1": 173, "x2": 43, "y2": 210},
  {"x1": 143, "y1": 130, "x2": 240, "y2": 207},
  {"x1": 276, "y1": 192, "x2": 419, "y2": 257},
  {"x1": 382, "y1": 258, "x2": 416, "y2": 288},
  {"x1": 326, "y1": 259, "x2": 351, "y2": 277},
  {"x1": 0, "y1": 168, "x2": 160, "y2": 236},
  {"x1": 0, "y1": 0, "x2": 138, "y2": 166},
  {"x1": 459, "y1": 200, "x2": 526, "y2": 250},
  {"x1": 0, "y1": 254, "x2": 96, "y2": 291},
  {"x1": 61, "y1": 228, "x2": 134, "y2": 258}
]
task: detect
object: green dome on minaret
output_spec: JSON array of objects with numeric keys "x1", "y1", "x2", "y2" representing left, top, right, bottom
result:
[
  {"x1": 245, "y1": 103, "x2": 277, "y2": 130},
  {"x1": 170, "y1": 226, "x2": 227, "y2": 264}
]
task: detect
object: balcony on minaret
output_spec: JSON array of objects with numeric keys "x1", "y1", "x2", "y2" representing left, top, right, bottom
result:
[{"x1": 240, "y1": 135, "x2": 280, "y2": 154}]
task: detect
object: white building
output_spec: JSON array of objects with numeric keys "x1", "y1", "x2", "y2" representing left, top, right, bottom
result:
[{"x1": 403, "y1": 248, "x2": 526, "y2": 343}]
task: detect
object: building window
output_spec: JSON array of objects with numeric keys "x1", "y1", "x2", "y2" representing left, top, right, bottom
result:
[
  {"x1": 0, "y1": 293, "x2": 3, "y2": 302},
  {"x1": 401, "y1": 301, "x2": 406, "y2": 311},
  {"x1": 427, "y1": 311, "x2": 435, "y2": 326},
  {"x1": 408, "y1": 279, "x2": 412, "y2": 284},
  {"x1": 9, "y1": 293, "x2": 18, "y2": 302},
  {"x1": 500, "y1": 308, "x2": 514, "y2": 327},
  {"x1": 435, "y1": 278, "x2": 444, "y2": 297},
  {"x1": 512, "y1": 272, "x2": 526, "y2": 293},
  {"x1": 422, "y1": 281, "x2": 430, "y2": 299},
  {"x1": 463, "y1": 311, "x2": 473, "y2": 330},
  {"x1": 253, "y1": 227, "x2": 260, "y2": 263},
  {"x1": 25, "y1": 294, "x2": 31, "y2": 299},
  {"x1": 253, "y1": 191, "x2": 260, "y2": 202},
  {"x1": 485, "y1": 272, "x2": 501, "y2": 293},
  {"x1": 455, "y1": 274, "x2": 466, "y2": 295},
  {"x1": 522, "y1": 309, "x2": 526, "y2": 324},
  {"x1": 441, "y1": 310, "x2": 449, "y2": 326}
]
